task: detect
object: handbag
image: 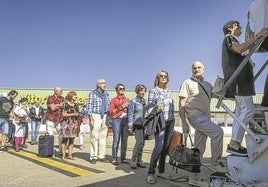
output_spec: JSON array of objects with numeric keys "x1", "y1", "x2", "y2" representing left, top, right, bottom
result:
[
  {"x1": 168, "y1": 131, "x2": 183, "y2": 155},
  {"x1": 212, "y1": 76, "x2": 224, "y2": 97},
  {"x1": 82, "y1": 118, "x2": 89, "y2": 124},
  {"x1": 169, "y1": 133, "x2": 201, "y2": 173}
]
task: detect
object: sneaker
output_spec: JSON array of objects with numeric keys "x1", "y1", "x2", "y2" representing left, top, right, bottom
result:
[
  {"x1": 147, "y1": 175, "x2": 156, "y2": 184},
  {"x1": 130, "y1": 162, "x2": 137, "y2": 169},
  {"x1": 157, "y1": 172, "x2": 172, "y2": 179},
  {"x1": 5, "y1": 141, "x2": 12, "y2": 146},
  {"x1": 226, "y1": 144, "x2": 247, "y2": 156},
  {"x1": 90, "y1": 159, "x2": 97, "y2": 164},
  {"x1": 189, "y1": 179, "x2": 209, "y2": 187},
  {"x1": 137, "y1": 162, "x2": 146, "y2": 168},
  {"x1": 0, "y1": 146, "x2": 7, "y2": 152}
]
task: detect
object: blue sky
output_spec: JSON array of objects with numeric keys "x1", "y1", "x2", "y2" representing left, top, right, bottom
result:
[{"x1": 1, "y1": 0, "x2": 267, "y2": 91}]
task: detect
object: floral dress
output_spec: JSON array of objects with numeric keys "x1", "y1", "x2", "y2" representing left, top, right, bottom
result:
[{"x1": 61, "y1": 102, "x2": 79, "y2": 138}]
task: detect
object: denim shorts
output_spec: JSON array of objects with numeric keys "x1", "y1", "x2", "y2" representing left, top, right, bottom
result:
[{"x1": 0, "y1": 118, "x2": 9, "y2": 134}]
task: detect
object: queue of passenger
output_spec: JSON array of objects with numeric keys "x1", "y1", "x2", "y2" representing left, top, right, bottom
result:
[{"x1": 0, "y1": 61, "x2": 267, "y2": 187}]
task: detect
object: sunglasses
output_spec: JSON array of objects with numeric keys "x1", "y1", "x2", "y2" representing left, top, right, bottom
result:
[
  {"x1": 118, "y1": 87, "x2": 125, "y2": 91},
  {"x1": 159, "y1": 75, "x2": 168, "y2": 79}
]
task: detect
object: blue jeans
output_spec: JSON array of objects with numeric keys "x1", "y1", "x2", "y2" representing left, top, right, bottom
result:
[
  {"x1": 111, "y1": 117, "x2": 128, "y2": 161},
  {"x1": 158, "y1": 120, "x2": 174, "y2": 173},
  {"x1": 31, "y1": 120, "x2": 41, "y2": 142},
  {"x1": 8, "y1": 124, "x2": 15, "y2": 143},
  {"x1": 148, "y1": 129, "x2": 165, "y2": 176}
]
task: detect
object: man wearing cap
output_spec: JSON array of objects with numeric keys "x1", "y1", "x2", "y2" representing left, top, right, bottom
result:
[
  {"x1": 87, "y1": 79, "x2": 110, "y2": 164},
  {"x1": 222, "y1": 21, "x2": 268, "y2": 156}
]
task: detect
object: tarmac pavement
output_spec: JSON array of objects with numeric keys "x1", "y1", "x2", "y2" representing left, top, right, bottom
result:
[{"x1": 0, "y1": 132, "x2": 233, "y2": 187}]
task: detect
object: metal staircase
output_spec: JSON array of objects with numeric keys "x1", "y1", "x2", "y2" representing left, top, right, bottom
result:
[{"x1": 213, "y1": 36, "x2": 268, "y2": 186}]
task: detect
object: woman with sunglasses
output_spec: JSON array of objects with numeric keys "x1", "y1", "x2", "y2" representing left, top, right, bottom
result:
[
  {"x1": 109, "y1": 83, "x2": 130, "y2": 165},
  {"x1": 146, "y1": 70, "x2": 175, "y2": 184}
]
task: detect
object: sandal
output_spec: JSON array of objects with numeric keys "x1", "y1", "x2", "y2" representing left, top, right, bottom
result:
[
  {"x1": 61, "y1": 156, "x2": 67, "y2": 161},
  {"x1": 68, "y1": 154, "x2": 75, "y2": 160}
]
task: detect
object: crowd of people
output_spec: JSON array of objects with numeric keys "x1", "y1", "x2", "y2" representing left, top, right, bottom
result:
[{"x1": 0, "y1": 17, "x2": 268, "y2": 186}]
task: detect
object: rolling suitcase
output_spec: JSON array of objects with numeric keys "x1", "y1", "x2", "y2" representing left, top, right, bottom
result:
[{"x1": 37, "y1": 133, "x2": 54, "y2": 157}]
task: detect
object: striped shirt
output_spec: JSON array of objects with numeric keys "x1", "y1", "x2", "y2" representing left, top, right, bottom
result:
[{"x1": 148, "y1": 87, "x2": 174, "y2": 121}]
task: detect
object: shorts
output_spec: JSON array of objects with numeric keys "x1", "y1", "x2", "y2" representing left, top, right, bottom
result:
[{"x1": 0, "y1": 118, "x2": 9, "y2": 134}]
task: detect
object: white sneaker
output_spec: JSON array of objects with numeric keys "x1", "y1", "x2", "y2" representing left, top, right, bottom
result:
[
  {"x1": 147, "y1": 175, "x2": 156, "y2": 184},
  {"x1": 0, "y1": 146, "x2": 7, "y2": 152},
  {"x1": 189, "y1": 179, "x2": 209, "y2": 187}
]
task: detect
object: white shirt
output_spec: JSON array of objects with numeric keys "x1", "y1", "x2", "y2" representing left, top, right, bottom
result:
[{"x1": 35, "y1": 106, "x2": 40, "y2": 116}]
